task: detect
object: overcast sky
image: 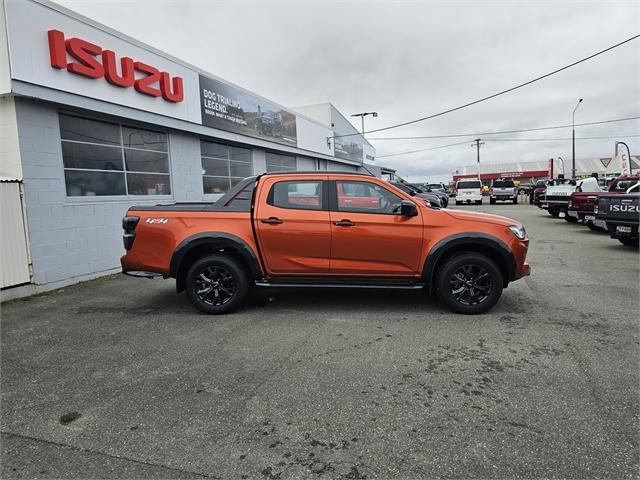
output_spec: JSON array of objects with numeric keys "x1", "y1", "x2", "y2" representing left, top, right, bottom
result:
[{"x1": 56, "y1": 0, "x2": 640, "y2": 182}]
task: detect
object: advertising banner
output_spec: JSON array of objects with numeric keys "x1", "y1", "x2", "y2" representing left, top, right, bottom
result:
[
  {"x1": 547, "y1": 158, "x2": 553, "y2": 179},
  {"x1": 199, "y1": 75, "x2": 297, "y2": 147},
  {"x1": 330, "y1": 109, "x2": 364, "y2": 163}
]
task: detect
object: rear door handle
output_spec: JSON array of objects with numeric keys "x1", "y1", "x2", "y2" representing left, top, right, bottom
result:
[
  {"x1": 333, "y1": 219, "x2": 355, "y2": 227},
  {"x1": 261, "y1": 217, "x2": 283, "y2": 225}
]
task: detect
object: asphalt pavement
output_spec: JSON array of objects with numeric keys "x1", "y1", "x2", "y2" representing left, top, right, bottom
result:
[{"x1": 1, "y1": 200, "x2": 639, "y2": 479}]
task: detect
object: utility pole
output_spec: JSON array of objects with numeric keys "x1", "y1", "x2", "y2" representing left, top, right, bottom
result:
[
  {"x1": 572, "y1": 98, "x2": 583, "y2": 179},
  {"x1": 471, "y1": 138, "x2": 484, "y2": 180}
]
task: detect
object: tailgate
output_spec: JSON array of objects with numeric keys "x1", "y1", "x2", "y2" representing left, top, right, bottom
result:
[{"x1": 597, "y1": 195, "x2": 639, "y2": 223}]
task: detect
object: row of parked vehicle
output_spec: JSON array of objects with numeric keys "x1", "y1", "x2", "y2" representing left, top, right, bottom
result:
[
  {"x1": 451, "y1": 179, "x2": 526, "y2": 205},
  {"x1": 533, "y1": 174, "x2": 639, "y2": 247}
]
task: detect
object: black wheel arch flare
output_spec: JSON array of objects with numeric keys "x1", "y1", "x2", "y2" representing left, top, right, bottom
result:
[
  {"x1": 423, "y1": 233, "x2": 516, "y2": 291},
  {"x1": 170, "y1": 232, "x2": 263, "y2": 292}
]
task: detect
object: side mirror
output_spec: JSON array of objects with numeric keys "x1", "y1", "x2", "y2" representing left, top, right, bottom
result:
[
  {"x1": 409, "y1": 190, "x2": 416, "y2": 196},
  {"x1": 400, "y1": 200, "x2": 418, "y2": 216}
]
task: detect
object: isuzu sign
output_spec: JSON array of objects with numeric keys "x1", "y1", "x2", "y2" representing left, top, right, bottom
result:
[{"x1": 47, "y1": 29, "x2": 184, "y2": 103}]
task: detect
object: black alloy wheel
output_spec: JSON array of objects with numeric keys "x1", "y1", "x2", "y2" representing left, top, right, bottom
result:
[
  {"x1": 448, "y1": 264, "x2": 492, "y2": 306},
  {"x1": 436, "y1": 252, "x2": 503, "y2": 314},
  {"x1": 185, "y1": 255, "x2": 249, "y2": 314},
  {"x1": 194, "y1": 266, "x2": 236, "y2": 307}
]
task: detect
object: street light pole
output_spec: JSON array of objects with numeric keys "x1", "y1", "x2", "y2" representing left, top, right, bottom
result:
[
  {"x1": 572, "y1": 98, "x2": 583, "y2": 179},
  {"x1": 351, "y1": 112, "x2": 378, "y2": 138}
]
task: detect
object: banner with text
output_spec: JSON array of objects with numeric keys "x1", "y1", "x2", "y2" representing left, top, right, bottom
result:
[{"x1": 199, "y1": 75, "x2": 297, "y2": 147}]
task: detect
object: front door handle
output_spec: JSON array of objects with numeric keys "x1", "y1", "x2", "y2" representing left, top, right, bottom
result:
[
  {"x1": 333, "y1": 219, "x2": 355, "y2": 227},
  {"x1": 261, "y1": 217, "x2": 283, "y2": 225}
]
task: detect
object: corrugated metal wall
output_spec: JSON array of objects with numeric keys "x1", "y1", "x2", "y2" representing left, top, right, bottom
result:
[{"x1": 1, "y1": 181, "x2": 31, "y2": 288}]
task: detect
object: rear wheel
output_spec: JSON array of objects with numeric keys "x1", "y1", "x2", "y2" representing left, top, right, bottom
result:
[
  {"x1": 490, "y1": 198, "x2": 496, "y2": 205},
  {"x1": 587, "y1": 223, "x2": 604, "y2": 231},
  {"x1": 185, "y1": 255, "x2": 249, "y2": 314},
  {"x1": 564, "y1": 214, "x2": 578, "y2": 223},
  {"x1": 475, "y1": 200, "x2": 482, "y2": 205},
  {"x1": 436, "y1": 252, "x2": 504, "y2": 314},
  {"x1": 548, "y1": 208, "x2": 560, "y2": 217},
  {"x1": 513, "y1": 197, "x2": 518, "y2": 204},
  {"x1": 618, "y1": 237, "x2": 639, "y2": 247},
  {"x1": 455, "y1": 201, "x2": 462, "y2": 205}
]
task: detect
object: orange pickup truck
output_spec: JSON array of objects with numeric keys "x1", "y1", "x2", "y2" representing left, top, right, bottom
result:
[{"x1": 121, "y1": 172, "x2": 530, "y2": 314}]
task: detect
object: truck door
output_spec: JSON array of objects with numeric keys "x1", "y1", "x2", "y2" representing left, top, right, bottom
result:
[
  {"x1": 254, "y1": 176, "x2": 331, "y2": 275},
  {"x1": 329, "y1": 179, "x2": 423, "y2": 276}
]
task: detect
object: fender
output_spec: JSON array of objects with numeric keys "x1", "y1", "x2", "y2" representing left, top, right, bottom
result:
[
  {"x1": 170, "y1": 232, "x2": 263, "y2": 283},
  {"x1": 422, "y1": 233, "x2": 516, "y2": 289}
]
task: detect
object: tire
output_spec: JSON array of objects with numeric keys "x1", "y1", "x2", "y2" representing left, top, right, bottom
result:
[
  {"x1": 490, "y1": 198, "x2": 496, "y2": 205},
  {"x1": 548, "y1": 208, "x2": 560, "y2": 217},
  {"x1": 185, "y1": 255, "x2": 249, "y2": 314},
  {"x1": 564, "y1": 214, "x2": 579, "y2": 223},
  {"x1": 587, "y1": 223, "x2": 604, "y2": 232},
  {"x1": 475, "y1": 200, "x2": 482, "y2": 205},
  {"x1": 436, "y1": 252, "x2": 504, "y2": 314},
  {"x1": 618, "y1": 237, "x2": 639, "y2": 247},
  {"x1": 455, "y1": 201, "x2": 462, "y2": 205},
  {"x1": 513, "y1": 197, "x2": 518, "y2": 204}
]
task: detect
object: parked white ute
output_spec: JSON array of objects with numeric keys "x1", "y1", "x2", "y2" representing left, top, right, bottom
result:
[
  {"x1": 455, "y1": 179, "x2": 483, "y2": 205},
  {"x1": 540, "y1": 177, "x2": 576, "y2": 217}
]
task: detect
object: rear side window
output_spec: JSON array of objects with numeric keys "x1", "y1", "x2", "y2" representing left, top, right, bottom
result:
[
  {"x1": 613, "y1": 180, "x2": 637, "y2": 192},
  {"x1": 457, "y1": 181, "x2": 481, "y2": 189},
  {"x1": 268, "y1": 181, "x2": 323, "y2": 210}
]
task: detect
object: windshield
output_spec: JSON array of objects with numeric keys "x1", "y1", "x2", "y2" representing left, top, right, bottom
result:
[
  {"x1": 428, "y1": 184, "x2": 442, "y2": 189},
  {"x1": 457, "y1": 181, "x2": 481, "y2": 189},
  {"x1": 392, "y1": 183, "x2": 413, "y2": 194},
  {"x1": 492, "y1": 180, "x2": 515, "y2": 188},
  {"x1": 613, "y1": 180, "x2": 638, "y2": 192}
]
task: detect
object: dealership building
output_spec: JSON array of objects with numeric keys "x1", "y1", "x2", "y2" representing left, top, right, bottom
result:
[
  {"x1": 452, "y1": 157, "x2": 640, "y2": 184},
  {"x1": 0, "y1": 0, "x2": 378, "y2": 298}
]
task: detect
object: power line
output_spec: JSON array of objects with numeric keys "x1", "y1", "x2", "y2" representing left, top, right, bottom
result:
[
  {"x1": 331, "y1": 34, "x2": 640, "y2": 140},
  {"x1": 488, "y1": 134, "x2": 640, "y2": 142},
  {"x1": 367, "y1": 116, "x2": 640, "y2": 141},
  {"x1": 377, "y1": 134, "x2": 640, "y2": 159},
  {"x1": 377, "y1": 141, "x2": 471, "y2": 158}
]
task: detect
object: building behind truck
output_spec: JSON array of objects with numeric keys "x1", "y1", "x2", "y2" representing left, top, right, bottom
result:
[{"x1": 0, "y1": 0, "x2": 379, "y2": 299}]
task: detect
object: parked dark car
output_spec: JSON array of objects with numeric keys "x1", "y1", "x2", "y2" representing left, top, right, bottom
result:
[
  {"x1": 390, "y1": 181, "x2": 442, "y2": 207},
  {"x1": 595, "y1": 183, "x2": 639, "y2": 247}
]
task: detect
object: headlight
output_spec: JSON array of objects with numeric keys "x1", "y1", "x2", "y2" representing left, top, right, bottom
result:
[{"x1": 508, "y1": 225, "x2": 526, "y2": 240}]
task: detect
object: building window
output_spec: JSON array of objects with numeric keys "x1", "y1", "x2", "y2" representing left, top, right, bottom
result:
[
  {"x1": 201, "y1": 141, "x2": 252, "y2": 194},
  {"x1": 266, "y1": 152, "x2": 296, "y2": 172},
  {"x1": 60, "y1": 114, "x2": 171, "y2": 196}
]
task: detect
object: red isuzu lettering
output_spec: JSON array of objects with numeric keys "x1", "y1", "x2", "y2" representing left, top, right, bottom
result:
[{"x1": 47, "y1": 29, "x2": 184, "y2": 103}]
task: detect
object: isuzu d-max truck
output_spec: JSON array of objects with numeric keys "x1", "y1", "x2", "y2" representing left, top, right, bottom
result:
[{"x1": 121, "y1": 173, "x2": 530, "y2": 315}]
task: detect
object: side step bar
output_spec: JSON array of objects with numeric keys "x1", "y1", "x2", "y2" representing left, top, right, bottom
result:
[{"x1": 255, "y1": 279, "x2": 425, "y2": 290}]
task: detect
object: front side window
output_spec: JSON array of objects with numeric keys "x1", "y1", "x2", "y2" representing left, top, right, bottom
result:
[
  {"x1": 336, "y1": 181, "x2": 403, "y2": 214},
  {"x1": 268, "y1": 181, "x2": 323, "y2": 210},
  {"x1": 266, "y1": 153, "x2": 296, "y2": 172},
  {"x1": 201, "y1": 141, "x2": 252, "y2": 194},
  {"x1": 60, "y1": 114, "x2": 170, "y2": 196}
]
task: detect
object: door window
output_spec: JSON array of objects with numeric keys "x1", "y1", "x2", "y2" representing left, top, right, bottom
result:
[
  {"x1": 336, "y1": 181, "x2": 403, "y2": 214},
  {"x1": 268, "y1": 181, "x2": 323, "y2": 210}
]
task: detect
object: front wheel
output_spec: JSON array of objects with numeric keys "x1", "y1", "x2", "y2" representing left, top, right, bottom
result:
[
  {"x1": 436, "y1": 252, "x2": 504, "y2": 314},
  {"x1": 618, "y1": 237, "x2": 639, "y2": 247},
  {"x1": 185, "y1": 255, "x2": 249, "y2": 314}
]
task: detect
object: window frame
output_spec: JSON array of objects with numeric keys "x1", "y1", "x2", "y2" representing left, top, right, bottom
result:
[
  {"x1": 265, "y1": 152, "x2": 297, "y2": 173},
  {"x1": 58, "y1": 112, "x2": 173, "y2": 200},
  {"x1": 266, "y1": 180, "x2": 328, "y2": 211},
  {"x1": 200, "y1": 140, "x2": 253, "y2": 196},
  {"x1": 329, "y1": 180, "x2": 406, "y2": 216}
]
